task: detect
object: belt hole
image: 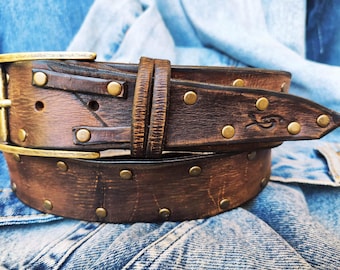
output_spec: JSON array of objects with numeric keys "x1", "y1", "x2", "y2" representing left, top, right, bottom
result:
[
  {"x1": 35, "y1": 101, "x2": 44, "y2": 111},
  {"x1": 88, "y1": 100, "x2": 99, "y2": 111}
]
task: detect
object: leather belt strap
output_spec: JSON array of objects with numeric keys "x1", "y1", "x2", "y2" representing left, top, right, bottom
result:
[
  {"x1": 3, "y1": 150, "x2": 271, "y2": 223},
  {"x1": 0, "y1": 52, "x2": 339, "y2": 223}
]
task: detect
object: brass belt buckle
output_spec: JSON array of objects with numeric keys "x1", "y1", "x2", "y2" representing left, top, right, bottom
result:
[
  {"x1": 0, "y1": 51, "x2": 97, "y2": 63},
  {"x1": 0, "y1": 51, "x2": 102, "y2": 159}
]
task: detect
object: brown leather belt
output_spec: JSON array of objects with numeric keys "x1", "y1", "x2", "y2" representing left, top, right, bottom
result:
[{"x1": 0, "y1": 52, "x2": 339, "y2": 223}]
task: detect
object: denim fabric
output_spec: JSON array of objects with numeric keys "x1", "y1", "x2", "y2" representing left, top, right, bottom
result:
[
  {"x1": 0, "y1": 0, "x2": 339, "y2": 269},
  {"x1": 0, "y1": 0, "x2": 94, "y2": 53},
  {"x1": 271, "y1": 141, "x2": 340, "y2": 187},
  {"x1": 306, "y1": 0, "x2": 340, "y2": 65}
]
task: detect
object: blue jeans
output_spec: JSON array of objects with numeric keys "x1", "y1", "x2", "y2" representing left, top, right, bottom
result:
[{"x1": 0, "y1": 0, "x2": 339, "y2": 269}]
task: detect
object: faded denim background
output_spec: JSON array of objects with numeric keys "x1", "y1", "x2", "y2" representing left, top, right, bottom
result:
[{"x1": 0, "y1": 0, "x2": 339, "y2": 269}]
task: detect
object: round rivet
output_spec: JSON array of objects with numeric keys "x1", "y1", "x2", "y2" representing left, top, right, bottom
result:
[
  {"x1": 76, "y1": 128, "x2": 91, "y2": 143},
  {"x1": 18, "y1": 129, "x2": 27, "y2": 142},
  {"x1": 219, "y1": 199, "x2": 230, "y2": 210},
  {"x1": 33, "y1": 71, "x2": 48, "y2": 86},
  {"x1": 43, "y1": 199, "x2": 53, "y2": 210},
  {"x1": 261, "y1": 177, "x2": 269, "y2": 188},
  {"x1": 232, "y1": 78, "x2": 245, "y2": 87},
  {"x1": 316, "y1": 114, "x2": 330, "y2": 128},
  {"x1": 255, "y1": 97, "x2": 269, "y2": 111},
  {"x1": 159, "y1": 208, "x2": 171, "y2": 219},
  {"x1": 222, "y1": 125, "x2": 235, "y2": 139},
  {"x1": 183, "y1": 91, "x2": 197, "y2": 105},
  {"x1": 96, "y1": 207, "x2": 107, "y2": 218},
  {"x1": 107, "y1": 81, "x2": 122, "y2": 96},
  {"x1": 281, "y1": 82, "x2": 288, "y2": 92},
  {"x1": 287, "y1": 122, "x2": 301, "y2": 135},
  {"x1": 11, "y1": 182, "x2": 17, "y2": 192},
  {"x1": 120, "y1": 169, "x2": 133, "y2": 180},
  {"x1": 247, "y1": 151, "x2": 257, "y2": 161},
  {"x1": 57, "y1": 161, "x2": 68, "y2": 172},
  {"x1": 13, "y1": 153, "x2": 21, "y2": 162},
  {"x1": 189, "y1": 166, "x2": 202, "y2": 176}
]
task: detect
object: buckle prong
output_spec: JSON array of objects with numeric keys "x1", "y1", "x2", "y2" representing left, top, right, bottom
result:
[{"x1": 0, "y1": 99, "x2": 11, "y2": 108}]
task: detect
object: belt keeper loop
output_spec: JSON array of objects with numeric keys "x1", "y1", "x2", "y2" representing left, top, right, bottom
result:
[
  {"x1": 131, "y1": 57, "x2": 155, "y2": 157},
  {"x1": 146, "y1": 59, "x2": 171, "y2": 158}
]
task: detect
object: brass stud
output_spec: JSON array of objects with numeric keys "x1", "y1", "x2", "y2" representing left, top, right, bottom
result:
[
  {"x1": 13, "y1": 153, "x2": 21, "y2": 162},
  {"x1": 11, "y1": 182, "x2": 17, "y2": 192},
  {"x1": 261, "y1": 177, "x2": 269, "y2": 188},
  {"x1": 247, "y1": 151, "x2": 257, "y2": 161},
  {"x1": 222, "y1": 125, "x2": 235, "y2": 139},
  {"x1": 316, "y1": 114, "x2": 330, "y2": 128},
  {"x1": 57, "y1": 161, "x2": 68, "y2": 172},
  {"x1": 43, "y1": 199, "x2": 53, "y2": 210},
  {"x1": 18, "y1": 129, "x2": 27, "y2": 142},
  {"x1": 107, "y1": 81, "x2": 122, "y2": 96},
  {"x1": 255, "y1": 97, "x2": 269, "y2": 111},
  {"x1": 189, "y1": 166, "x2": 202, "y2": 176},
  {"x1": 219, "y1": 198, "x2": 230, "y2": 210},
  {"x1": 281, "y1": 82, "x2": 288, "y2": 92},
  {"x1": 232, "y1": 78, "x2": 245, "y2": 87},
  {"x1": 159, "y1": 208, "x2": 171, "y2": 219},
  {"x1": 76, "y1": 128, "x2": 91, "y2": 143},
  {"x1": 33, "y1": 71, "x2": 48, "y2": 86},
  {"x1": 287, "y1": 122, "x2": 301, "y2": 135},
  {"x1": 183, "y1": 91, "x2": 197, "y2": 105},
  {"x1": 96, "y1": 207, "x2": 107, "y2": 218},
  {"x1": 120, "y1": 169, "x2": 133, "y2": 180}
]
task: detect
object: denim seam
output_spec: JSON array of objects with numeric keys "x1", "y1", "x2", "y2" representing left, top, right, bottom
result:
[
  {"x1": 24, "y1": 222, "x2": 103, "y2": 269},
  {"x1": 123, "y1": 219, "x2": 207, "y2": 269},
  {"x1": 316, "y1": 144, "x2": 340, "y2": 184},
  {"x1": 316, "y1": 22, "x2": 324, "y2": 55},
  {"x1": 238, "y1": 208, "x2": 313, "y2": 267},
  {"x1": 177, "y1": 0, "x2": 201, "y2": 45},
  {"x1": 0, "y1": 213, "x2": 50, "y2": 219},
  {"x1": 0, "y1": 188, "x2": 60, "y2": 225},
  {"x1": 270, "y1": 176, "x2": 340, "y2": 187},
  {"x1": 57, "y1": 223, "x2": 107, "y2": 269},
  {"x1": 24, "y1": 222, "x2": 87, "y2": 268}
]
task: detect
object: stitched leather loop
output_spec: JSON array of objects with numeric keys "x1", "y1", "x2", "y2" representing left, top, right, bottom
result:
[
  {"x1": 146, "y1": 59, "x2": 171, "y2": 158},
  {"x1": 131, "y1": 57, "x2": 154, "y2": 157}
]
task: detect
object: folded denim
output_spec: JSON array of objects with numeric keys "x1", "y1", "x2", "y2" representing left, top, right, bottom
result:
[{"x1": 0, "y1": 0, "x2": 339, "y2": 268}]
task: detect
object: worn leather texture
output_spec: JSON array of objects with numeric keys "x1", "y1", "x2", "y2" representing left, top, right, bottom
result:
[{"x1": 1, "y1": 56, "x2": 339, "y2": 222}]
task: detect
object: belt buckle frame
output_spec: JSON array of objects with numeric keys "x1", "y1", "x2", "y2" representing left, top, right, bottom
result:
[{"x1": 0, "y1": 52, "x2": 103, "y2": 159}]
